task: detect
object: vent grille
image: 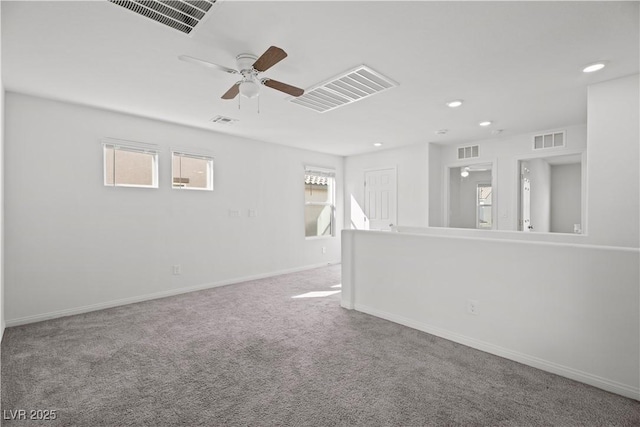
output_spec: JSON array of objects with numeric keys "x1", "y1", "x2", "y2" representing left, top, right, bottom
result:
[
  {"x1": 109, "y1": 0, "x2": 217, "y2": 34},
  {"x1": 210, "y1": 115, "x2": 238, "y2": 125},
  {"x1": 290, "y1": 65, "x2": 398, "y2": 113},
  {"x1": 533, "y1": 131, "x2": 565, "y2": 150},
  {"x1": 457, "y1": 145, "x2": 479, "y2": 160}
]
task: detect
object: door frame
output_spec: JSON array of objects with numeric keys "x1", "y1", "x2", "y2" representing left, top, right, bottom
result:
[
  {"x1": 363, "y1": 166, "x2": 398, "y2": 230},
  {"x1": 513, "y1": 149, "x2": 586, "y2": 235},
  {"x1": 443, "y1": 159, "x2": 498, "y2": 229}
]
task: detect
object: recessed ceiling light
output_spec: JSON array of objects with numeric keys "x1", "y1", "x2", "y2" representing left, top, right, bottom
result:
[
  {"x1": 373, "y1": 142, "x2": 383, "y2": 147},
  {"x1": 479, "y1": 121, "x2": 492, "y2": 127},
  {"x1": 446, "y1": 99, "x2": 463, "y2": 108},
  {"x1": 582, "y1": 62, "x2": 607, "y2": 73}
]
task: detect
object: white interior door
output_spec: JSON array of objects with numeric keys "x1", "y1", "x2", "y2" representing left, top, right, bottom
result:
[{"x1": 364, "y1": 168, "x2": 397, "y2": 230}]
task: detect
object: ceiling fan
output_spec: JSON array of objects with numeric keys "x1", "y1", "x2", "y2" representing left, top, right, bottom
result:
[{"x1": 179, "y1": 46, "x2": 304, "y2": 100}]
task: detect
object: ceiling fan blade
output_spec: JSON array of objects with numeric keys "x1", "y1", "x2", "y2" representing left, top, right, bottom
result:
[
  {"x1": 252, "y1": 46, "x2": 288, "y2": 72},
  {"x1": 221, "y1": 83, "x2": 240, "y2": 99},
  {"x1": 178, "y1": 55, "x2": 238, "y2": 74},
  {"x1": 262, "y1": 79, "x2": 304, "y2": 97}
]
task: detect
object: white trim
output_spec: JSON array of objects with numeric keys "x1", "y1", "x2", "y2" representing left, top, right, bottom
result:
[
  {"x1": 513, "y1": 149, "x2": 586, "y2": 234},
  {"x1": 443, "y1": 159, "x2": 498, "y2": 230},
  {"x1": 354, "y1": 303, "x2": 640, "y2": 401},
  {"x1": 171, "y1": 151, "x2": 214, "y2": 191},
  {"x1": 353, "y1": 228, "x2": 639, "y2": 252},
  {"x1": 5, "y1": 262, "x2": 339, "y2": 328},
  {"x1": 103, "y1": 143, "x2": 159, "y2": 188},
  {"x1": 100, "y1": 137, "x2": 159, "y2": 152},
  {"x1": 305, "y1": 166, "x2": 337, "y2": 238}
]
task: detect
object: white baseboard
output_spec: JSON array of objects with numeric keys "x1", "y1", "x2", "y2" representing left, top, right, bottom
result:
[
  {"x1": 354, "y1": 303, "x2": 640, "y2": 401},
  {"x1": 6, "y1": 262, "x2": 339, "y2": 327}
]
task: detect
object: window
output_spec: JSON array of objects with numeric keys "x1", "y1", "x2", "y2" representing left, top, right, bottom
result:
[
  {"x1": 477, "y1": 183, "x2": 492, "y2": 229},
  {"x1": 172, "y1": 152, "x2": 214, "y2": 191},
  {"x1": 304, "y1": 167, "x2": 336, "y2": 238},
  {"x1": 103, "y1": 141, "x2": 158, "y2": 188}
]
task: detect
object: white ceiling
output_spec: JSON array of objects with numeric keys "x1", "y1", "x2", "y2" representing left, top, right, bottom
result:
[{"x1": 2, "y1": 1, "x2": 638, "y2": 156}]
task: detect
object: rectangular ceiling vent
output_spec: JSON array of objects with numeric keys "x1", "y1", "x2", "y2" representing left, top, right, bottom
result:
[
  {"x1": 210, "y1": 115, "x2": 238, "y2": 125},
  {"x1": 109, "y1": 0, "x2": 218, "y2": 35},
  {"x1": 457, "y1": 145, "x2": 479, "y2": 160},
  {"x1": 290, "y1": 65, "x2": 398, "y2": 113},
  {"x1": 533, "y1": 131, "x2": 565, "y2": 150}
]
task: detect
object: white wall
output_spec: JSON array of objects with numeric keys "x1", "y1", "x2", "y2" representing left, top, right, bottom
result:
[
  {"x1": 550, "y1": 163, "x2": 581, "y2": 233},
  {"x1": 4, "y1": 93, "x2": 344, "y2": 325},
  {"x1": 428, "y1": 143, "x2": 442, "y2": 227},
  {"x1": 587, "y1": 74, "x2": 640, "y2": 248},
  {"x1": 344, "y1": 143, "x2": 429, "y2": 229},
  {"x1": 449, "y1": 169, "x2": 491, "y2": 229},
  {"x1": 430, "y1": 124, "x2": 587, "y2": 232},
  {"x1": 342, "y1": 73, "x2": 640, "y2": 401},
  {"x1": 342, "y1": 230, "x2": 640, "y2": 400}
]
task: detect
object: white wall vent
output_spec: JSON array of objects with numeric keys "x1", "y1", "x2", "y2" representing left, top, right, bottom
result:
[
  {"x1": 290, "y1": 65, "x2": 398, "y2": 113},
  {"x1": 109, "y1": 0, "x2": 218, "y2": 35},
  {"x1": 533, "y1": 131, "x2": 565, "y2": 150},
  {"x1": 210, "y1": 115, "x2": 238, "y2": 125},
  {"x1": 457, "y1": 145, "x2": 479, "y2": 160}
]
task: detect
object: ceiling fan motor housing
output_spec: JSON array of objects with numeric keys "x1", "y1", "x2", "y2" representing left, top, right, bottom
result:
[{"x1": 236, "y1": 53, "x2": 258, "y2": 73}]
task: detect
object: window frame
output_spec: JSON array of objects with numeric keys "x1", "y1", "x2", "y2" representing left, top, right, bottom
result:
[
  {"x1": 476, "y1": 182, "x2": 493, "y2": 229},
  {"x1": 171, "y1": 151, "x2": 215, "y2": 191},
  {"x1": 103, "y1": 141, "x2": 159, "y2": 189},
  {"x1": 304, "y1": 166, "x2": 336, "y2": 239}
]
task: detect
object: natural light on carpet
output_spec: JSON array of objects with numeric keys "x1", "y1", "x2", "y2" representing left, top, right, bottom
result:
[{"x1": 291, "y1": 290, "x2": 341, "y2": 299}]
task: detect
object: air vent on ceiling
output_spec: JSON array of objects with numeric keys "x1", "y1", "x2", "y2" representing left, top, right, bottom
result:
[
  {"x1": 533, "y1": 131, "x2": 565, "y2": 150},
  {"x1": 109, "y1": 0, "x2": 217, "y2": 35},
  {"x1": 210, "y1": 115, "x2": 238, "y2": 125},
  {"x1": 290, "y1": 65, "x2": 398, "y2": 113},
  {"x1": 458, "y1": 145, "x2": 479, "y2": 160}
]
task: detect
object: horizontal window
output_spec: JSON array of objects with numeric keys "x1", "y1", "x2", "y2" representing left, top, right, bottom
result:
[
  {"x1": 172, "y1": 151, "x2": 214, "y2": 191},
  {"x1": 103, "y1": 142, "x2": 158, "y2": 188}
]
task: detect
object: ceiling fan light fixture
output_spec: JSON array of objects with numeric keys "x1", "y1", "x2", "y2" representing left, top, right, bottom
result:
[
  {"x1": 461, "y1": 167, "x2": 470, "y2": 178},
  {"x1": 239, "y1": 80, "x2": 260, "y2": 99}
]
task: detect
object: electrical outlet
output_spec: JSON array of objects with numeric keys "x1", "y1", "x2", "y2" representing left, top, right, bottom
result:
[
  {"x1": 467, "y1": 299, "x2": 479, "y2": 315},
  {"x1": 172, "y1": 264, "x2": 181, "y2": 275}
]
